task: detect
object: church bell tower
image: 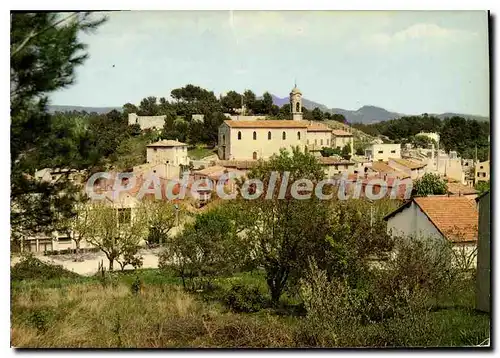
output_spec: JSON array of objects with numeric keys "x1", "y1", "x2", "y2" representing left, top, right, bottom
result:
[{"x1": 290, "y1": 83, "x2": 303, "y2": 121}]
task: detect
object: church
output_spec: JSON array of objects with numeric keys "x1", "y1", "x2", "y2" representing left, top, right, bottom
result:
[{"x1": 218, "y1": 85, "x2": 352, "y2": 161}]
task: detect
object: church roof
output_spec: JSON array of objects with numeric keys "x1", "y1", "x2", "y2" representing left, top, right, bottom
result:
[
  {"x1": 290, "y1": 86, "x2": 302, "y2": 95},
  {"x1": 224, "y1": 120, "x2": 308, "y2": 128},
  {"x1": 223, "y1": 120, "x2": 334, "y2": 131}
]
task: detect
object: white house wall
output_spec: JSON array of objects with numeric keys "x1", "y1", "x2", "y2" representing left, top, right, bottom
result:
[{"x1": 386, "y1": 202, "x2": 443, "y2": 240}]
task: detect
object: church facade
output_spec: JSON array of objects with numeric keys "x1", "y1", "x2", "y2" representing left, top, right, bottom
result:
[{"x1": 218, "y1": 85, "x2": 338, "y2": 161}]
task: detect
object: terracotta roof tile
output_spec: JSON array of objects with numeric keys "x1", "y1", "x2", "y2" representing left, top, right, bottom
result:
[
  {"x1": 306, "y1": 123, "x2": 332, "y2": 132},
  {"x1": 146, "y1": 140, "x2": 188, "y2": 147},
  {"x1": 217, "y1": 160, "x2": 259, "y2": 169},
  {"x1": 318, "y1": 157, "x2": 355, "y2": 165},
  {"x1": 414, "y1": 196, "x2": 478, "y2": 242},
  {"x1": 446, "y1": 182, "x2": 478, "y2": 196},
  {"x1": 371, "y1": 161, "x2": 410, "y2": 179},
  {"x1": 389, "y1": 157, "x2": 427, "y2": 170},
  {"x1": 332, "y1": 129, "x2": 353, "y2": 136},
  {"x1": 224, "y1": 120, "x2": 308, "y2": 128}
]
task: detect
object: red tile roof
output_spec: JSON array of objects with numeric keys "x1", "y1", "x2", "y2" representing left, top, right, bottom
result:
[
  {"x1": 332, "y1": 129, "x2": 352, "y2": 136},
  {"x1": 385, "y1": 196, "x2": 478, "y2": 243},
  {"x1": 446, "y1": 182, "x2": 478, "y2": 196},
  {"x1": 223, "y1": 120, "x2": 308, "y2": 128},
  {"x1": 414, "y1": 196, "x2": 478, "y2": 242},
  {"x1": 371, "y1": 161, "x2": 410, "y2": 179},
  {"x1": 389, "y1": 157, "x2": 427, "y2": 170},
  {"x1": 306, "y1": 123, "x2": 333, "y2": 132}
]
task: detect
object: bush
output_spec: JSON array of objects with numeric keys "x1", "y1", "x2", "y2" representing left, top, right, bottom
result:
[
  {"x1": 11, "y1": 254, "x2": 80, "y2": 281},
  {"x1": 374, "y1": 236, "x2": 457, "y2": 313},
  {"x1": 224, "y1": 283, "x2": 268, "y2": 313}
]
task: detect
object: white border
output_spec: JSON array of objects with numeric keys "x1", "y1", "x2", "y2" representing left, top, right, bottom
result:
[{"x1": 3, "y1": 1, "x2": 497, "y2": 356}]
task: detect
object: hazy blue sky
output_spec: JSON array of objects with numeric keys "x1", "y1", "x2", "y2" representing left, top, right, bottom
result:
[{"x1": 51, "y1": 10, "x2": 489, "y2": 116}]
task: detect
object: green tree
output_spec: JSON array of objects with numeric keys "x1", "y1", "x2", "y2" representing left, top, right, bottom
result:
[
  {"x1": 10, "y1": 12, "x2": 106, "y2": 241},
  {"x1": 144, "y1": 200, "x2": 179, "y2": 246},
  {"x1": 203, "y1": 112, "x2": 226, "y2": 147},
  {"x1": 262, "y1": 92, "x2": 274, "y2": 115},
  {"x1": 312, "y1": 107, "x2": 324, "y2": 121},
  {"x1": 221, "y1": 90, "x2": 242, "y2": 113},
  {"x1": 138, "y1": 96, "x2": 159, "y2": 116},
  {"x1": 159, "y1": 207, "x2": 247, "y2": 288},
  {"x1": 475, "y1": 181, "x2": 489, "y2": 196},
  {"x1": 243, "y1": 89, "x2": 257, "y2": 114},
  {"x1": 409, "y1": 135, "x2": 437, "y2": 149},
  {"x1": 243, "y1": 147, "x2": 331, "y2": 305},
  {"x1": 84, "y1": 202, "x2": 149, "y2": 271},
  {"x1": 341, "y1": 144, "x2": 351, "y2": 159},
  {"x1": 413, "y1": 173, "x2": 448, "y2": 197}
]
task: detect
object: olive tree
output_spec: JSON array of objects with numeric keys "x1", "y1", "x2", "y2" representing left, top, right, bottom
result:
[{"x1": 84, "y1": 202, "x2": 148, "y2": 271}]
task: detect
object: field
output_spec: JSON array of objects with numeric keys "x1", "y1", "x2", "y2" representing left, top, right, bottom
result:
[{"x1": 11, "y1": 266, "x2": 490, "y2": 348}]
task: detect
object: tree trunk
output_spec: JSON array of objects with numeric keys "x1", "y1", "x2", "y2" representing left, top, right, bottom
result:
[
  {"x1": 108, "y1": 257, "x2": 114, "y2": 271},
  {"x1": 74, "y1": 239, "x2": 81, "y2": 261}
]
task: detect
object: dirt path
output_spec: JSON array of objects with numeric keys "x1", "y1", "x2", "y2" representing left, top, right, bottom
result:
[{"x1": 11, "y1": 248, "x2": 162, "y2": 276}]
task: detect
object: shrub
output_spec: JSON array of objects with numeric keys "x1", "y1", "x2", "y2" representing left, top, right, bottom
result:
[
  {"x1": 130, "y1": 276, "x2": 142, "y2": 295},
  {"x1": 11, "y1": 254, "x2": 79, "y2": 281},
  {"x1": 224, "y1": 283, "x2": 268, "y2": 313},
  {"x1": 375, "y1": 236, "x2": 457, "y2": 313}
]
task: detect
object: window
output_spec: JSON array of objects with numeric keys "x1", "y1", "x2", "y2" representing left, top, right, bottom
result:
[
  {"x1": 483, "y1": 173, "x2": 487, "y2": 177},
  {"x1": 118, "y1": 208, "x2": 131, "y2": 224},
  {"x1": 222, "y1": 134, "x2": 225, "y2": 143},
  {"x1": 320, "y1": 139, "x2": 323, "y2": 145},
  {"x1": 326, "y1": 139, "x2": 329, "y2": 145},
  {"x1": 238, "y1": 131, "x2": 242, "y2": 140},
  {"x1": 297, "y1": 132, "x2": 301, "y2": 140},
  {"x1": 268, "y1": 131, "x2": 271, "y2": 140},
  {"x1": 378, "y1": 150, "x2": 384, "y2": 154},
  {"x1": 296, "y1": 102, "x2": 300, "y2": 112},
  {"x1": 477, "y1": 173, "x2": 481, "y2": 177},
  {"x1": 282, "y1": 131, "x2": 286, "y2": 140},
  {"x1": 390, "y1": 150, "x2": 396, "y2": 153},
  {"x1": 480, "y1": 166, "x2": 484, "y2": 169},
  {"x1": 253, "y1": 131, "x2": 257, "y2": 140},
  {"x1": 253, "y1": 151, "x2": 258, "y2": 160},
  {"x1": 58, "y1": 236, "x2": 71, "y2": 243},
  {"x1": 378, "y1": 159, "x2": 383, "y2": 162},
  {"x1": 315, "y1": 139, "x2": 317, "y2": 145},
  {"x1": 307, "y1": 139, "x2": 309, "y2": 145},
  {"x1": 154, "y1": 148, "x2": 157, "y2": 152}
]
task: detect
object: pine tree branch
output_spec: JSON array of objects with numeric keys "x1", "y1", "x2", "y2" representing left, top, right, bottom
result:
[{"x1": 11, "y1": 13, "x2": 79, "y2": 58}]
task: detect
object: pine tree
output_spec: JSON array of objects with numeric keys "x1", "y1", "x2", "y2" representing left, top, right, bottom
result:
[{"x1": 10, "y1": 12, "x2": 106, "y2": 241}]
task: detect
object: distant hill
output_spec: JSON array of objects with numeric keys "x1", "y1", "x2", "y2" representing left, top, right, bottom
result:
[
  {"x1": 49, "y1": 100, "x2": 489, "y2": 124},
  {"x1": 269, "y1": 95, "x2": 489, "y2": 124},
  {"x1": 48, "y1": 105, "x2": 121, "y2": 114}
]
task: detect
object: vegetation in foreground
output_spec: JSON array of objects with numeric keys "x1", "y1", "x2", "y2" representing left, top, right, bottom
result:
[{"x1": 11, "y1": 252, "x2": 489, "y2": 348}]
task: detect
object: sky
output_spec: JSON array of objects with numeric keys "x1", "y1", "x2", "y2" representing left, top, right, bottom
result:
[{"x1": 50, "y1": 10, "x2": 490, "y2": 116}]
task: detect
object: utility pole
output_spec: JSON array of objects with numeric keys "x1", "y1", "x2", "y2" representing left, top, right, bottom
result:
[{"x1": 436, "y1": 139, "x2": 439, "y2": 173}]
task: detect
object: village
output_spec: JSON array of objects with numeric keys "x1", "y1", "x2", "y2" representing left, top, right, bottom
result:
[
  {"x1": 10, "y1": 11, "x2": 491, "y2": 349},
  {"x1": 20, "y1": 85, "x2": 490, "y2": 268}
]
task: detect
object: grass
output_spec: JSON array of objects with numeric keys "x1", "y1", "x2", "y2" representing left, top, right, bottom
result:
[
  {"x1": 188, "y1": 146, "x2": 216, "y2": 160},
  {"x1": 10, "y1": 266, "x2": 490, "y2": 348}
]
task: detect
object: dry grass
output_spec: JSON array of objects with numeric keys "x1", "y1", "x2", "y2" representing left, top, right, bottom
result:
[
  {"x1": 10, "y1": 270, "x2": 490, "y2": 348},
  {"x1": 11, "y1": 283, "x2": 295, "y2": 348}
]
